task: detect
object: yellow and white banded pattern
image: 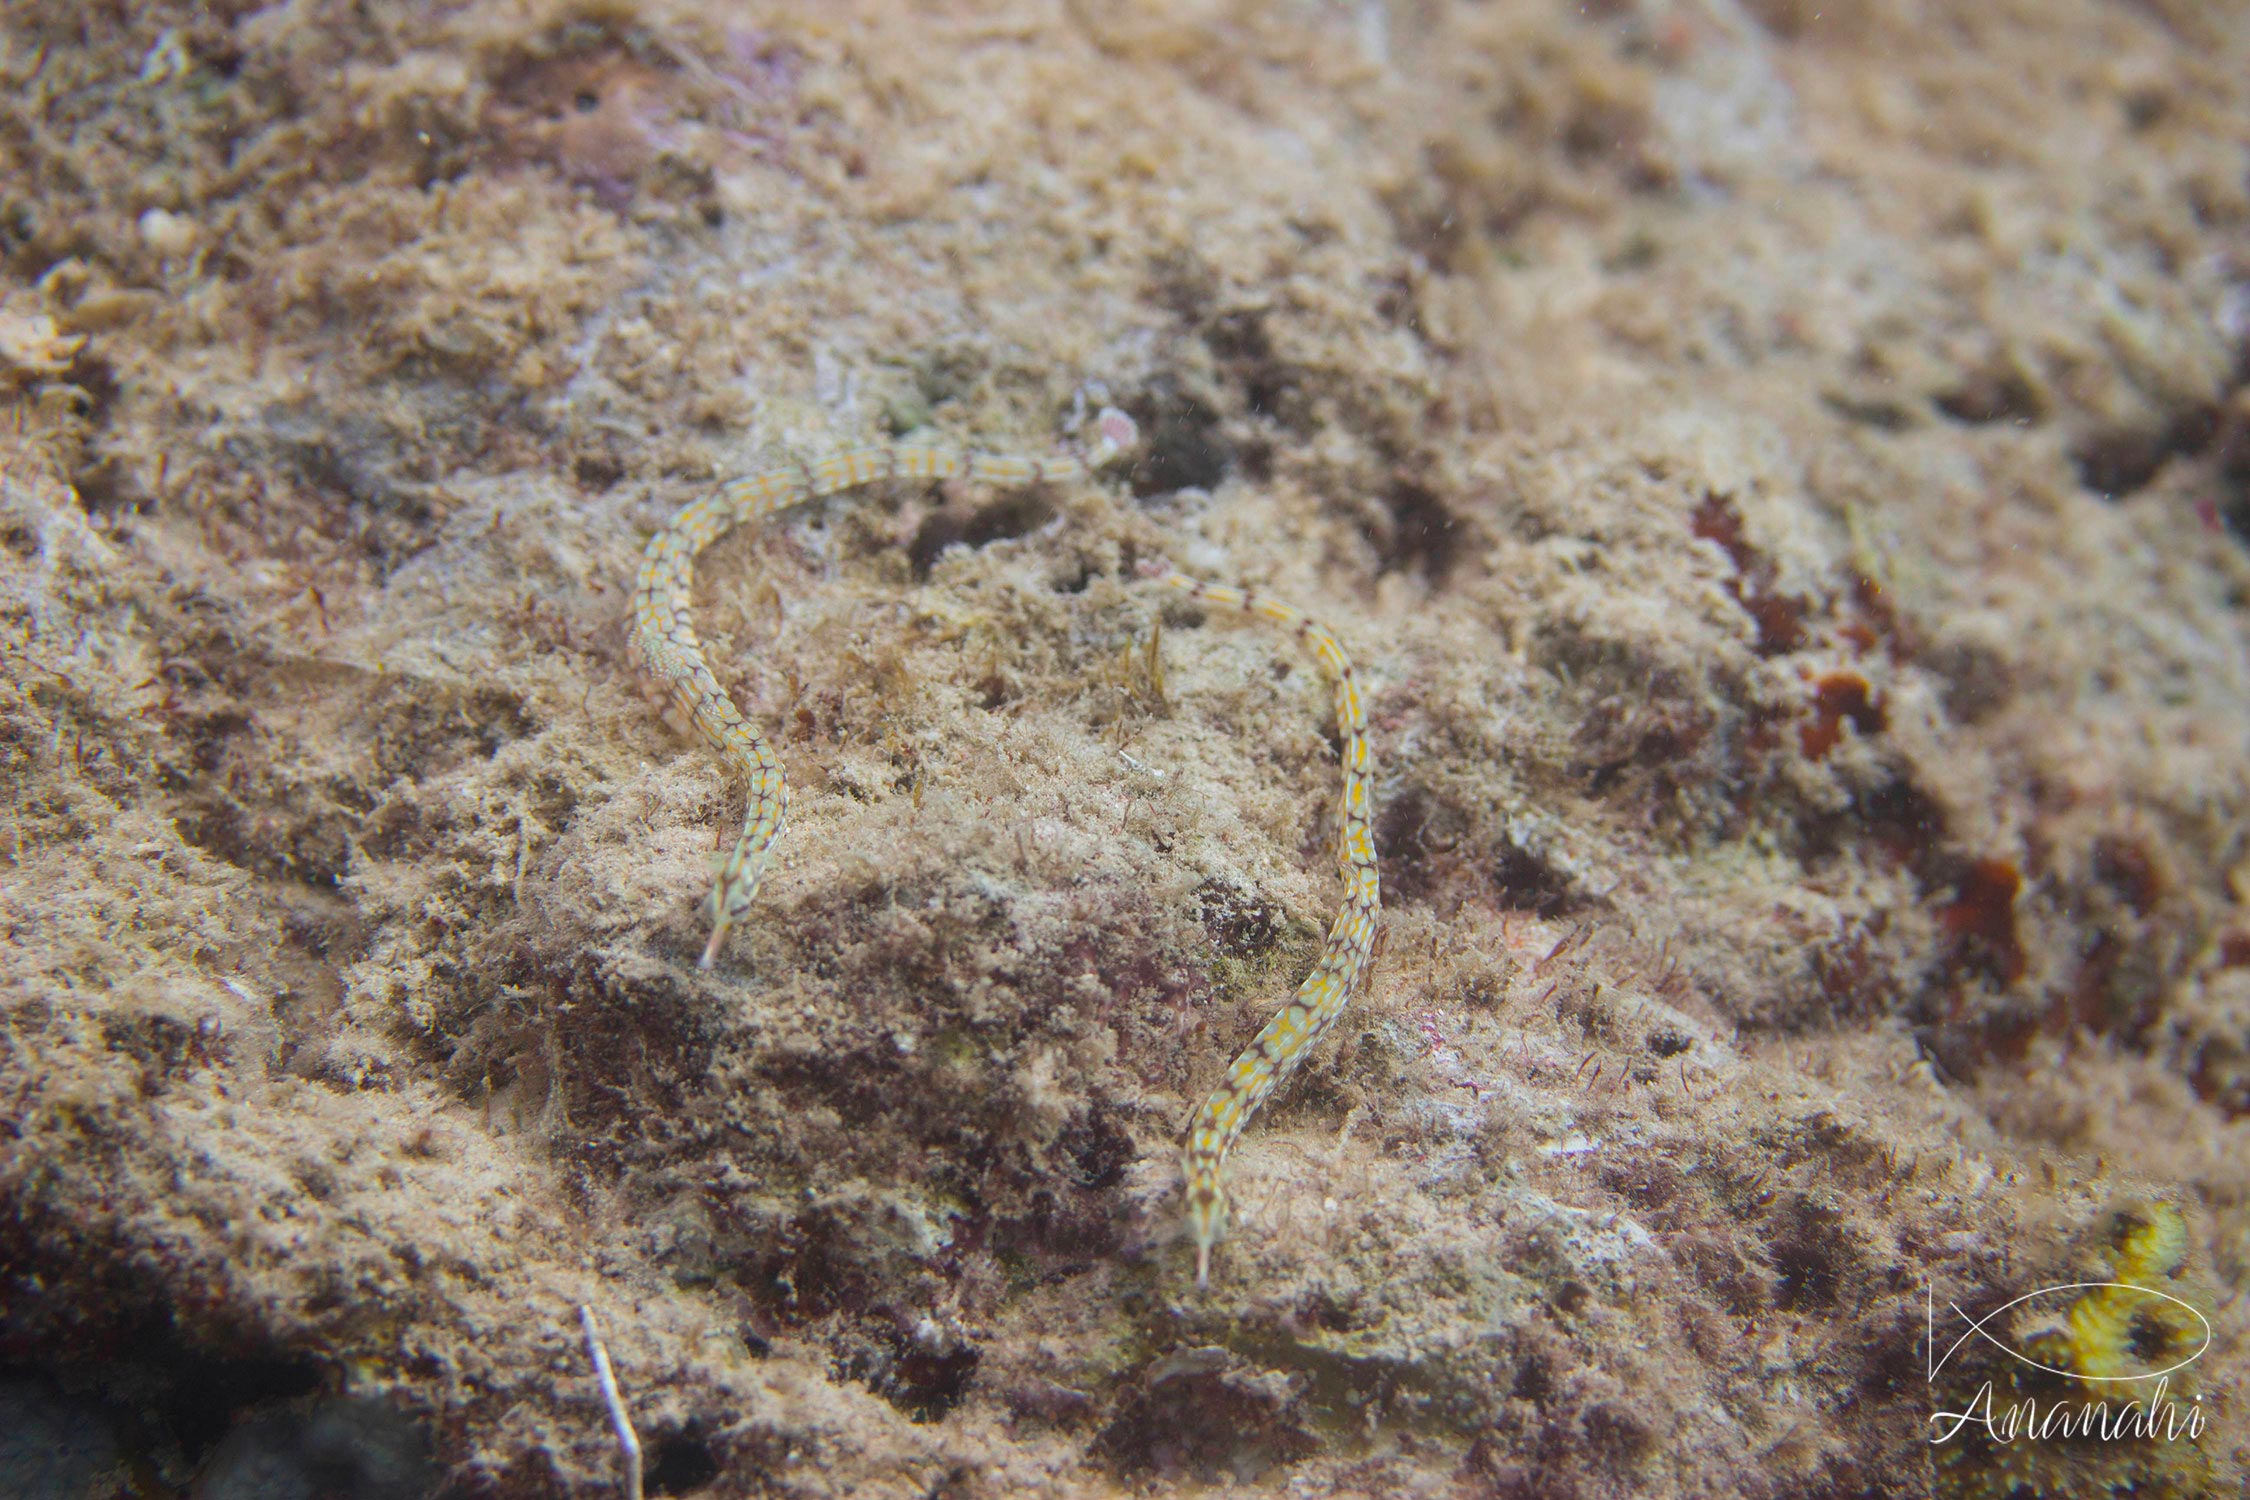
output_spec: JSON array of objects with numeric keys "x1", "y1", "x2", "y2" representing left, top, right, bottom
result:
[
  {"x1": 1147, "y1": 565, "x2": 1381, "y2": 1288},
  {"x1": 629, "y1": 419, "x2": 1132, "y2": 969}
]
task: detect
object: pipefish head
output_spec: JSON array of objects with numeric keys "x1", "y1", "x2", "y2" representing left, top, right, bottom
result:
[
  {"x1": 1185, "y1": 1177, "x2": 1229, "y2": 1291},
  {"x1": 1083, "y1": 405, "x2": 1141, "y2": 470}
]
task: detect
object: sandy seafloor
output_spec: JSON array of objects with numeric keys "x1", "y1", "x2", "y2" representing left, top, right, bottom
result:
[{"x1": 3, "y1": 1, "x2": 2248, "y2": 1496}]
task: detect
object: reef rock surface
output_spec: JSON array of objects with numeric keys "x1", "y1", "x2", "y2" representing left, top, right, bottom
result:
[{"x1": 3, "y1": 2, "x2": 2246, "y2": 1496}]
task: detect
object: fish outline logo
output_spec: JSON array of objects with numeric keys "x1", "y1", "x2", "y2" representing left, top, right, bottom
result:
[{"x1": 1927, "y1": 1281, "x2": 2212, "y2": 1385}]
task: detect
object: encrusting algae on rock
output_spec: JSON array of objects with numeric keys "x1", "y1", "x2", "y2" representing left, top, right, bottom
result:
[
  {"x1": 2033, "y1": 1201, "x2": 2205, "y2": 1384},
  {"x1": 2, "y1": 1, "x2": 2248, "y2": 1494}
]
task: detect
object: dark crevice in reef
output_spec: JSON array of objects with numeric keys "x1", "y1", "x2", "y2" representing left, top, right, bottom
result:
[
  {"x1": 1, "y1": 1209, "x2": 436, "y2": 1496},
  {"x1": 1372, "y1": 478, "x2": 1463, "y2": 584},
  {"x1": 1124, "y1": 386, "x2": 1233, "y2": 498},
  {"x1": 645, "y1": 1422, "x2": 723, "y2": 1493},
  {"x1": 909, "y1": 488, "x2": 1060, "y2": 578}
]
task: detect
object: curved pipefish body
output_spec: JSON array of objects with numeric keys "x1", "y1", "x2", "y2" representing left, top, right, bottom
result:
[
  {"x1": 1145, "y1": 566, "x2": 1380, "y2": 1288},
  {"x1": 629, "y1": 439, "x2": 1119, "y2": 968},
  {"x1": 625, "y1": 419, "x2": 1377, "y2": 1288}
]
